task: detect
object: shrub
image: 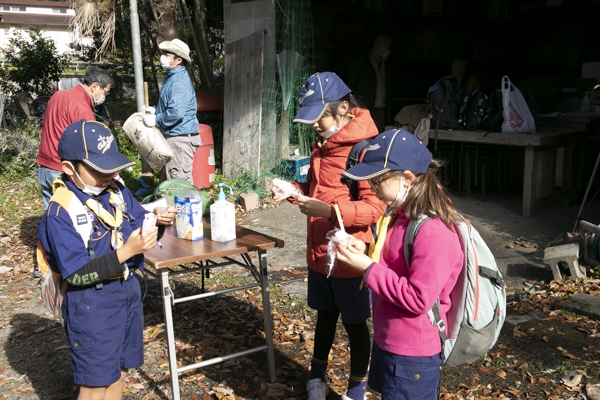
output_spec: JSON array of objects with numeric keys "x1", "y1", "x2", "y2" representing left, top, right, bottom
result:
[{"x1": 0, "y1": 28, "x2": 69, "y2": 97}]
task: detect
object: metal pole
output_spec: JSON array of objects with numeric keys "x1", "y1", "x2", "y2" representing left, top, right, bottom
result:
[{"x1": 129, "y1": 0, "x2": 145, "y2": 113}]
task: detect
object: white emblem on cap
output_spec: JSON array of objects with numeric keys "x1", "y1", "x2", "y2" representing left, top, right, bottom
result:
[
  {"x1": 366, "y1": 144, "x2": 380, "y2": 151},
  {"x1": 98, "y1": 135, "x2": 114, "y2": 154},
  {"x1": 299, "y1": 89, "x2": 315, "y2": 105}
]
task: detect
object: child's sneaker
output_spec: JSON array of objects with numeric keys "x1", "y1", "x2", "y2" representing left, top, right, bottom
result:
[{"x1": 306, "y1": 378, "x2": 329, "y2": 400}]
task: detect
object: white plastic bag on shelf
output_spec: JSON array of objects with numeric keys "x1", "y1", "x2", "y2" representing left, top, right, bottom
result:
[
  {"x1": 325, "y1": 228, "x2": 354, "y2": 278},
  {"x1": 501, "y1": 76, "x2": 536, "y2": 133},
  {"x1": 123, "y1": 112, "x2": 174, "y2": 171}
]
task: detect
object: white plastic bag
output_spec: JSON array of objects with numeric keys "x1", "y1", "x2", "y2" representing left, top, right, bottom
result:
[
  {"x1": 272, "y1": 178, "x2": 303, "y2": 198},
  {"x1": 325, "y1": 228, "x2": 353, "y2": 278},
  {"x1": 123, "y1": 112, "x2": 174, "y2": 171},
  {"x1": 501, "y1": 76, "x2": 536, "y2": 133}
]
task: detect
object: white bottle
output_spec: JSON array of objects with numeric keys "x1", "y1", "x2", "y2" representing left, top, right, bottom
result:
[
  {"x1": 580, "y1": 91, "x2": 591, "y2": 112},
  {"x1": 210, "y1": 183, "x2": 236, "y2": 242}
]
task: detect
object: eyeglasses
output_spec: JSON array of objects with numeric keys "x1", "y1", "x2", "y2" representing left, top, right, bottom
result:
[
  {"x1": 368, "y1": 173, "x2": 401, "y2": 190},
  {"x1": 368, "y1": 176, "x2": 389, "y2": 190}
]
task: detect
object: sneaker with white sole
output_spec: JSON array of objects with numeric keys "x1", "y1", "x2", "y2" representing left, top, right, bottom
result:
[
  {"x1": 306, "y1": 378, "x2": 329, "y2": 400},
  {"x1": 341, "y1": 395, "x2": 367, "y2": 400}
]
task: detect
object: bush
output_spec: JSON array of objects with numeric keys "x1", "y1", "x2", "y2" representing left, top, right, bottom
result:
[
  {"x1": 0, "y1": 121, "x2": 40, "y2": 179},
  {"x1": 0, "y1": 28, "x2": 68, "y2": 97}
]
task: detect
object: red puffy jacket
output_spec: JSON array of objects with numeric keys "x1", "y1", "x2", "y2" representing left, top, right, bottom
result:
[{"x1": 294, "y1": 108, "x2": 386, "y2": 278}]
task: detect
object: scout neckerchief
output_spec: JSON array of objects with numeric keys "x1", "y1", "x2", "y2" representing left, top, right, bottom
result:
[
  {"x1": 85, "y1": 188, "x2": 124, "y2": 250},
  {"x1": 368, "y1": 206, "x2": 397, "y2": 263},
  {"x1": 53, "y1": 176, "x2": 124, "y2": 250}
]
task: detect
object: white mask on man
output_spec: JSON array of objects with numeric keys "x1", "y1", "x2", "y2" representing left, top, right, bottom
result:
[
  {"x1": 160, "y1": 55, "x2": 173, "y2": 70},
  {"x1": 93, "y1": 93, "x2": 105, "y2": 107},
  {"x1": 382, "y1": 48, "x2": 391, "y2": 59}
]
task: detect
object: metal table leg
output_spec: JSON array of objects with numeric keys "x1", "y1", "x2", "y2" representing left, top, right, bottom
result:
[
  {"x1": 160, "y1": 269, "x2": 181, "y2": 400},
  {"x1": 258, "y1": 250, "x2": 276, "y2": 383}
]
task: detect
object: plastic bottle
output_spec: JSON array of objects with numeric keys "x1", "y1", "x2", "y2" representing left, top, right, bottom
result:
[
  {"x1": 580, "y1": 91, "x2": 591, "y2": 112},
  {"x1": 210, "y1": 183, "x2": 236, "y2": 242}
]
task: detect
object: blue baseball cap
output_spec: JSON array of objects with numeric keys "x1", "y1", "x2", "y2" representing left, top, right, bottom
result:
[
  {"x1": 342, "y1": 129, "x2": 432, "y2": 181},
  {"x1": 293, "y1": 72, "x2": 351, "y2": 124},
  {"x1": 58, "y1": 119, "x2": 135, "y2": 174}
]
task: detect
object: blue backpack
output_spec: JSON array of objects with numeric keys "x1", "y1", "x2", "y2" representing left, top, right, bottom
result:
[{"x1": 404, "y1": 215, "x2": 507, "y2": 366}]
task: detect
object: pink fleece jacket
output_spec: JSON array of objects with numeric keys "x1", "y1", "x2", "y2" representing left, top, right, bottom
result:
[{"x1": 364, "y1": 210, "x2": 464, "y2": 357}]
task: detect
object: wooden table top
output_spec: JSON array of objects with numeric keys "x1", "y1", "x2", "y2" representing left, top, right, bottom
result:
[
  {"x1": 144, "y1": 223, "x2": 285, "y2": 270},
  {"x1": 428, "y1": 126, "x2": 586, "y2": 147}
]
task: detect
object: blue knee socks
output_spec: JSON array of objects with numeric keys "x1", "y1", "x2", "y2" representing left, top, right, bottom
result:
[
  {"x1": 346, "y1": 375, "x2": 367, "y2": 400},
  {"x1": 309, "y1": 358, "x2": 328, "y2": 381}
]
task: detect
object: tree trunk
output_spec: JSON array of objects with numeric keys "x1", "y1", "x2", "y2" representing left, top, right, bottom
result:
[
  {"x1": 152, "y1": 0, "x2": 181, "y2": 41},
  {"x1": 191, "y1": 0, "x2": 215, "y2": 92}
]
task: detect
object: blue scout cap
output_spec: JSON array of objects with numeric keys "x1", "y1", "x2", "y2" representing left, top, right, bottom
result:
[
  {"x1": 293, "y1": 72, "x2": 351, "y2": 124},
  {"x1": 342, "y1": 129, "x2": 432, "y2": 181},
  {"x1": 58, "y1": 119, "x2": 135, "y2": 174}
]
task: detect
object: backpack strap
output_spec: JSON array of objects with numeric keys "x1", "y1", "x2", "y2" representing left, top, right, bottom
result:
[
  {"x1": 343, "y1": 139, "x2": 370, "y2": 200},
  {"x1": 403, "y1": 214, "x2": 448, "y2": 340}
]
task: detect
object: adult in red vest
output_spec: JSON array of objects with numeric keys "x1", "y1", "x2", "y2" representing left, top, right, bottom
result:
[{"x1": 36, "y1": 66, "x2": 113, "y2": 209}]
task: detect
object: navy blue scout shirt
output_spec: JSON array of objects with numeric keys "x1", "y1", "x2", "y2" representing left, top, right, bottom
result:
[
  {"x1": 155, "y1": 66, "x2": 199, "y2": 137},
  {"x1": 38, "y1": 178, "x2": 147, "y2": 281}
]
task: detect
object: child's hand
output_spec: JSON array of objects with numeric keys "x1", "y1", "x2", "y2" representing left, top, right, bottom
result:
[
  {"x1": 297, "y1": 195, "x2": 332, "y2": 218},
  {"x1": 155, "y1": 206, "x2": 176, "y2": 225},
  {"x1": 336, "y1": 238, "x2": 372, "y2": 273},
  {"x1": 117, "y1": 227, "x2": 158, "y2": 262}
]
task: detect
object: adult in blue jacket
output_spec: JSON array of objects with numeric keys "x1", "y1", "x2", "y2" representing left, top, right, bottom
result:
[{"x1": 144, "y1": 38, "x2": 200, "y2": 184}]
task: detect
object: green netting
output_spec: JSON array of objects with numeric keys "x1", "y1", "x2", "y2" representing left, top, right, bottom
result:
[{"x1": 263, "y1": 0, "x2": 315, "y2": 171}]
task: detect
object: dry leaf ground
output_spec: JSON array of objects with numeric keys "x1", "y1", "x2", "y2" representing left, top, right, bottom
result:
[{"x1": 0, "y1": 178, "x2": 599, "y2": 399}]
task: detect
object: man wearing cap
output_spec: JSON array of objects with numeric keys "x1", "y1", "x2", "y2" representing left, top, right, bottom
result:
[
  {"x1": 143, "y1": 38, "x2": 200, "y2": 184},
  {"x1": 37, "y1": 119, "x2": 174, "y2": 399},
  {"x1": 37, "y1": 66, "x2": 114, "y2": 209}
]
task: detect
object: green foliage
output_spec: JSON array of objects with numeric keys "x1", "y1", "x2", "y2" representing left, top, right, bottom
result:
[
  {"x1": 214, "y1": 168, "x2": 281, "y2": 204},
  {"x1": 0, "y1": 28, "x2": 69, "y2": 97},
  {"x1": 0, "y1": 121, "x2": 41, "y2": 179}
]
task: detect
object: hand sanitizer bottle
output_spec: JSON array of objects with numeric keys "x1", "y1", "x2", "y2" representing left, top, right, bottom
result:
[{"x1": 210, "y1": 183, "x2": 236, "y2": 242}]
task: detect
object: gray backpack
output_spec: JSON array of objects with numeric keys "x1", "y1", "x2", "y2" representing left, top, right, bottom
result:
[{"x1": 404, "y1": 215, "x2": 506, "y2": 366}]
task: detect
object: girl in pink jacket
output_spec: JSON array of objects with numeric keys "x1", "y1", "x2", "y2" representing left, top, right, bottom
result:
[{"x1": 337, "y1": 129, "x2": 464, "y2": 399}]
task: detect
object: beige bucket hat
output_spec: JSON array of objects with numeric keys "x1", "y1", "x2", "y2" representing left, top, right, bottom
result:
[{"x1": 158, "y1": 38, "x2": 191, "y2": 64}]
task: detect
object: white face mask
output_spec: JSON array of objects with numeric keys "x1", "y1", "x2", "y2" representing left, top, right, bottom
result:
[
  {"x1": 319, "y1": 114, "x2": 343, "y2": 138},
  {"x1": 382, "y1": 49, "x2": 391, "y2": 59},
  {"x1": 69, "y1": 162, "x2": 108, "y2": 196},
  {"x1": 93, "y1": 93, "x2": 105, "y2": 106},
  {"x1": 160, "y1": 55, "x2": 173, "y2": 70},
  {"x1": 391, "y1": 176, "x2": 410, "y2": 208}
]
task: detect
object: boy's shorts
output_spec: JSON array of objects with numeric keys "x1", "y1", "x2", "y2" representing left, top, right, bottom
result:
[
  {"x1": 368, "y1": 341, "x2": 442, "y2": 400},
  {"x1": 307, "y1": 268, "x2": 370, "y2": 325},
  {"x1": 63, "y1": 277, "x2": 144, "y2": 387}
]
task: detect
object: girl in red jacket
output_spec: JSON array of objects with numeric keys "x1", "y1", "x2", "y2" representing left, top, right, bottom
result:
[{"x1": 273, "y1": 72, "x2": 386, "y2": 400}]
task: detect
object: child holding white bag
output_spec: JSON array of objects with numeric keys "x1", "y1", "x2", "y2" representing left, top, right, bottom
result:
[{"x1": 272, "y1": 72, "x2": 385, "y2": 400}]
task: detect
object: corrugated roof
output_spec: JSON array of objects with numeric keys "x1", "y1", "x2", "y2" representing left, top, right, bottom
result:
[
  {"x1": 0, "y1": 13, "x2": 71, "y2": 26},
  {"x1": 0, "y1": 0, "x2": 72, "y2": 8}
]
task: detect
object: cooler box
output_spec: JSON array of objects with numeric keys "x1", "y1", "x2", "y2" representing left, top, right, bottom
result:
[
  {"x1": 192, "y1": 124, "x2": 216, "y2": 189},
  {"x1": 283, "y1": 156, "x2": 310, "y2": 183}
]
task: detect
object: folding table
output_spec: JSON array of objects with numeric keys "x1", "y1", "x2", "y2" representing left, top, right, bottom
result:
[{"x1": 144, "y1": 223, "x2": 285, "y2": 400}]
